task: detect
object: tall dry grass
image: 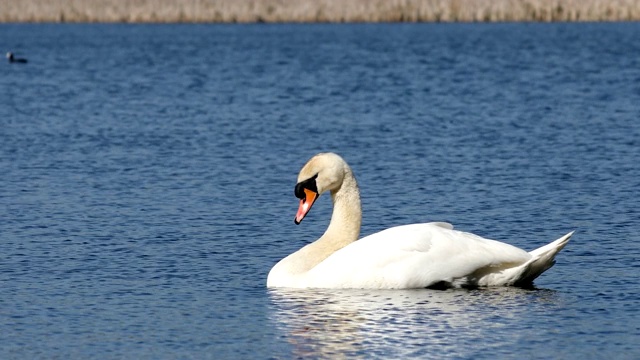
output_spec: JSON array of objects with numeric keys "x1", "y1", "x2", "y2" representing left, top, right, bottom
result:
[{"x1": 2, "y1": 0, "x2": 640, "y2": 23}]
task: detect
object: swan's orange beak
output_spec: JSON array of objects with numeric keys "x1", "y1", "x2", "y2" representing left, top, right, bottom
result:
[{"x1": 295, "y1": 188, "x2": 318, "y2": 225}]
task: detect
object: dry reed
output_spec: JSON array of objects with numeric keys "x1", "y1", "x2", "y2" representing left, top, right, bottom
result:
[{"x1": 2, "y1": 0, "x2": 640, "y2": 23}]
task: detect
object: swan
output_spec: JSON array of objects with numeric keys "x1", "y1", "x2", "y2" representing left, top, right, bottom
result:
[{"x1": 267, "y1": 152, "x2": 573, "y2": 289}]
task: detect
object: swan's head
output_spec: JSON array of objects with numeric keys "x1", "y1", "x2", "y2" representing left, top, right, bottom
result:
[
  {"x1": 294, "y1": 152, "x2": 348, "y2": 224},
  {"x1": 6, "y1": 52, "x2": 12, "y2": 60}
]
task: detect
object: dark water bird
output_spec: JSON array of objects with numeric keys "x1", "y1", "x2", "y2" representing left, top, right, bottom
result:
[{"x1": 6, "y1": 52, "x2": 28, "y2": 63}]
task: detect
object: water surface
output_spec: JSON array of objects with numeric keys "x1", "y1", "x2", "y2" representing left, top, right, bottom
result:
[{"x1": 1, "y1": 23, "x2": 639, "y2": 359}]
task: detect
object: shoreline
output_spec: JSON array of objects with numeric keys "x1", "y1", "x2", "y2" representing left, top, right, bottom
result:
[{"x1": 2, "y1": 0, "x2": 640, "y2": 23}]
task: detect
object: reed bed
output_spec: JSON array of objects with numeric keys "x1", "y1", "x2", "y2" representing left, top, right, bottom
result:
[{"x1": 2, "y1": 0, "x2": 640, "y2": 23}]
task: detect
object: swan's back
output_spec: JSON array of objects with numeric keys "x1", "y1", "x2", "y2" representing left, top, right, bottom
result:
[{"x1": 304, "y1": 223, "x2": 533, "y2": 289}]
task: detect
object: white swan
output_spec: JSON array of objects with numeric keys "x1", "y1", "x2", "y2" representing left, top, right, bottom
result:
[{"x1": 267, "y1": 152, "x2": 573, "y2": 289}]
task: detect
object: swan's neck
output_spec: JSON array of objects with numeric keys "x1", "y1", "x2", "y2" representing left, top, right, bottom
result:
[
  {"x1": 323, "y1": 170, "x2": 361, "y2": 246},
  {"x1": 268, "y1": 169, "x2": 361, "y2": 286},
  {"x1": 299, "y1": 169, "x2": 361, "y2": 268}
]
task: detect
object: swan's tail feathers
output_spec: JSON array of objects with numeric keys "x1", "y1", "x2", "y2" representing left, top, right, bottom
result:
[{"x1": 512, "y1": 231, "x2": 574, "y2": 287}]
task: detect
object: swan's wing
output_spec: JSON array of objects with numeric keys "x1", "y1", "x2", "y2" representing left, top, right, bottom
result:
[
  {"x1": 429, "y1": 222, "x2": 454, "y2": 230},
  {"x1": 305, "y1": 223, "x2": 531, "y2": 289}
]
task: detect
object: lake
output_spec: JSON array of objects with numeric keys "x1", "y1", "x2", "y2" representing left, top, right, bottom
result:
[{"x1": 1, "y1": 22, "x2": 639, "y2": 359}]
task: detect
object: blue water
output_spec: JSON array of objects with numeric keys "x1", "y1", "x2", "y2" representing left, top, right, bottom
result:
[{"x1": 2, "y1": 22, "x2": 640, "y2": 359}]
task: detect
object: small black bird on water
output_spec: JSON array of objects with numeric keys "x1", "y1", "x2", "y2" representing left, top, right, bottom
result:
[{"x1": 6, "y1": 52, "x2": 27, "y2": 63}]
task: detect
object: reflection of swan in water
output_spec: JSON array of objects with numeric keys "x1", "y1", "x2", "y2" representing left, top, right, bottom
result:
[
  {"x1": 268, "y1": 153, "x2": 573, "y2": 289},
  {"x1": 268, "y1": 287, "x2": 561, "y2": 358}
]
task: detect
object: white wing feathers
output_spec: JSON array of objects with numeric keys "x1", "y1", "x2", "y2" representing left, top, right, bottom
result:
[{"x1": 305, "y1": 223, "x2": 535, "y2": 289}]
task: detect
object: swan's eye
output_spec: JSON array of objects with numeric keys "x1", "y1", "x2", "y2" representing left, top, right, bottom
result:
[{"x1": 294, "y1": 174, "x2": 318, "y2": 199}]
